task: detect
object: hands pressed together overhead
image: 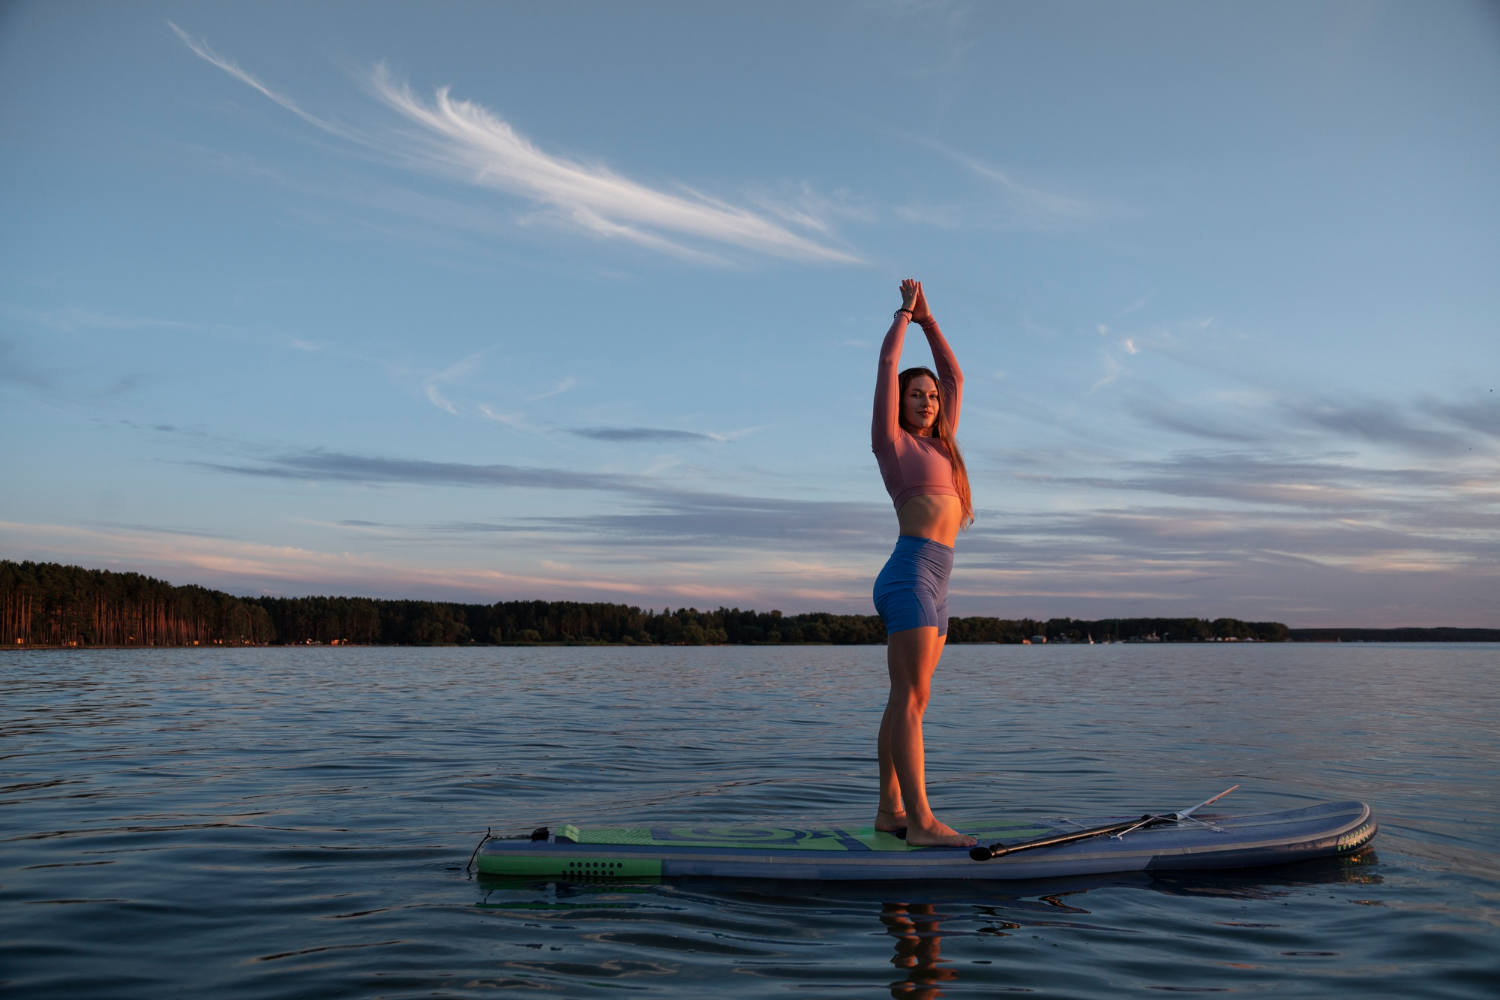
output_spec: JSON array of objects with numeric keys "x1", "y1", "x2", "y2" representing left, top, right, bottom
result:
[{"x1": 898, "y1": 279, "x2": 932, "y2": 322}]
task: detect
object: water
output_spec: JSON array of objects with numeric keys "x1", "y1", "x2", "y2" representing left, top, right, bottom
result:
[{"x1": 3, "y1": 644, "x2": 1497, "y2": 998}]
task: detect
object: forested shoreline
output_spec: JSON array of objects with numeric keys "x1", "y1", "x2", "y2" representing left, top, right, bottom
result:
[
  {"x1": 3, "y1": 559, "x2": 1492, "y2": 648},
  {"x1": 2, "y1": 561, "x2": 276, "y2": 647}
]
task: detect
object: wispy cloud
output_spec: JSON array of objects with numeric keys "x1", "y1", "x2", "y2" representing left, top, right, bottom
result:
[
  {"x1": 0, "y1": 518, "x2": 674, "y2": 602},
  {"x1": 1423, "y1": 394, "x2": 1500, "y2": 440},
  {"x1": 2, "y1": 301, "x2": 327, "y2": 361},
  {"x1": 420, "y1": 351, "x2": 489, "y2": 415},
  {"x1": 1129, "y1": 399, "x2": 1265, "y2": 443},
  {"x1": 168, "y1": 22, "x2": 346, "y2": 136},
  {"x1": 1118, "y1": 291, "x2": 1156, "y2": 317},
  {"x1": 569, "y1": 427, "x2": 718, "y2": 443},
  {"x1": 367, "y1": 67, "x2": 861, "y2": 264},
  {"x1": 421, "y1": 351, "x2": 575, "y2": 418},
  {"x1": 1090, "y1": 351, "x2": 1126, "y2": 391},
  {"x1": 193, "y1": 448, "x2": 892, "y2": 549},
  {"x1": 1281, "y1": 396, "x2": 1497, "y2": 457},
  {"x1": 506, "y1": 492, "x2": 890, "y2": 550},
  {"x1": 529, "y1": 376, "x2": 576, "y2": 401},
  {"x1": 898, "y1": 138, "x2": 1109, "y2": 230},
  {"x1": 1037, "y1": 451, "x2": 1490, "y2": 516},
  {"x1": 477, "y1": 404, "x2": 549, "y2": 434},
  {"x1": 934, "y1": 143, "x2": 1096, "y2": 220},
  {"x1": 565, "y1": 424, "x2": 765, "y2": 444},
  {"x1": 196, "y1": 450, "x2": 639, "y2": 493},
  {"x1": 11, "y1": 303, "x2": 200, "y2": 333},
  {"x1": 172, "y1": 25, "x2": 860, "y2": 265}
]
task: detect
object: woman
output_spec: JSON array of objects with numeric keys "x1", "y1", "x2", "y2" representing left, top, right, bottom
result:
[{"x1": 871, "y1": 279, "x2": 976, "y2": 848}]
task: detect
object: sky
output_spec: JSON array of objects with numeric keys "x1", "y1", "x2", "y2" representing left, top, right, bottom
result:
[{"x1": 1, "y1": 1, "x2": 1497, "y2": 626}]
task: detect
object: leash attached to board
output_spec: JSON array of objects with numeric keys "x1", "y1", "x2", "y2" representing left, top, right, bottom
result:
[
  {"x1": 465, "y1": 828, "x2": 494, "y2": 874},
  {"x1": 968, "y1": 785, "x2": 1239, "y2": 862}
]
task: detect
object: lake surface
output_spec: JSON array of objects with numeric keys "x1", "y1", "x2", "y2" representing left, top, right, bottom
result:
[{"x1": 3, "y1": 644, "x2": 1497, "y2": 998}]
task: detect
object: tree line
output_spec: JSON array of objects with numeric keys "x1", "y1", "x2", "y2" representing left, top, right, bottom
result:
[
  {"x1": 2, "y1": 560, "x2": 275, "y2": 647},
  {"x1": 224, "y1": 600, "x2": 1293, "y2": 646},
  {"x1": 3, "y1": 559, "x2": 1302, "y2": 648},
  {"x1": 947, "y1": 616, "x2": 1290, "y2": 643},
  {"x1": 1286, "y1": 626, "x2": 1500, "y2": 642}
]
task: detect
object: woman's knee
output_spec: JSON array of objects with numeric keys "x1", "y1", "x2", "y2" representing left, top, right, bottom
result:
[{"x1": 887, "y1": 681, "x2": 931, "y2": 715}]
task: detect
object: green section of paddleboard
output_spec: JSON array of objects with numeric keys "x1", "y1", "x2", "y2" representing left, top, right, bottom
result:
[
  {"x1": 477, "y1": 821, "x2": 1058, "y2": 876},
  {"x1": 557, "y1": 821, "x2": 1052, "y2": 852},
  {"x1": 481, "y1": 854, "x2": 664, "y2": 878}
]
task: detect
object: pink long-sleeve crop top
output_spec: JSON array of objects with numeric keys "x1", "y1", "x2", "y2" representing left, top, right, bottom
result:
[{"x1": 872, "y1": 310, "x2": 964, "y2": 510}]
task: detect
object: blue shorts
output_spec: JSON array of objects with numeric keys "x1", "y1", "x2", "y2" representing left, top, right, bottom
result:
[{"x1": 873, "y1": 535, "x2": 953, "y2": 637}]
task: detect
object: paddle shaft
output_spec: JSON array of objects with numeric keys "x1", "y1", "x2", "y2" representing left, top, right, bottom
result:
[
  {"x1": 969, "y1": 815, "x2": 1166, "y2": 861},
  {"x1": 1107, "y1": 784, "x2": 1241, "y2": 840},
  {"x1": 968, "y1": 784, "x2": 1240, "y2": 862}
]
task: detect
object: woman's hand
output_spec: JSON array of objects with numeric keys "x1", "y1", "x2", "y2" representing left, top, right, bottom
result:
[
  {"x1": 899, "y1": 279, "x2": 920, "y2": 313},
  {"x1": 911, "y1": 282, "x2": 932, "y2": 323}
]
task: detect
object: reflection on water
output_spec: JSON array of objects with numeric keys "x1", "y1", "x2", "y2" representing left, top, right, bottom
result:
[
  {"x1": 2, "y1": 645, "x2": 1495, "y2": 998},
  {"x1": 879, "y1": 852, "x2": 1387, "y2": 998},
  {"x1": 882, "y1": 902, "x2": 953, "y2": 998},
  {"x1": 868, "y1": 852, "x2": 1387, "y2": 997},
  {"x1": 474, "y1": 849, "x2": 1389, "y2": 999}
]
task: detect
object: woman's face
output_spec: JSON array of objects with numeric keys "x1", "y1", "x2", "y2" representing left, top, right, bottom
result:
[{"x1": 902, "y1": 375, "x2": 940, "y2": 435}]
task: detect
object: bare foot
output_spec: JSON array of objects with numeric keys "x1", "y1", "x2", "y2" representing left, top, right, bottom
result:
[
  {"x1": 875, "y1": 807, "x2": 908, "y2": 836},
  {"x1": 904, "y1": 820, "x2": 977, "y2": 848}
]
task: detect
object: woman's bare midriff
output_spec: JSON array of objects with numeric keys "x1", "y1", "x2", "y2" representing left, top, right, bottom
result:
[{"x1": 896, "y1": 495, "x2": 963, "y2": 547}]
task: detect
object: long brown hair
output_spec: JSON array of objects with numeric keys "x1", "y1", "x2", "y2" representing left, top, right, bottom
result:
[{"x1": 898, "y1": 366, "x2": 974, "y2": 528}]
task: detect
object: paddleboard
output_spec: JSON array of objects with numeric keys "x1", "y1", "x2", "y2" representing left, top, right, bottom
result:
[{"x1": 477, "y1": 800, "x2": 1375, "y2": 881}]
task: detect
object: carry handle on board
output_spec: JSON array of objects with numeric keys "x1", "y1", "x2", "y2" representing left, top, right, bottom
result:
[{"x1": 969, "y1": 785, "x2": 1239, "y2": 862}]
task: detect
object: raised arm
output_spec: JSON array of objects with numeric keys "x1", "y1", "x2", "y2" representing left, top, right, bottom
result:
[
  {"x1": 872, "y1": 310, "x2": 910, "y2": 448},
  {"x1": 874, "y1": 280, "x2": 921, "y2": 447},
  {"x1": 919, "y1": 315, "x2": 963, "y2": 434},
  {"x1": 910, "y1": 281, "x2": 962, "y2": 432}
]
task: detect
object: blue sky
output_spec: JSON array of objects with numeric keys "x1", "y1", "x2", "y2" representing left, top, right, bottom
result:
[{"x1": 2, "y1": 1, "x2": 1497, "y2": 626}]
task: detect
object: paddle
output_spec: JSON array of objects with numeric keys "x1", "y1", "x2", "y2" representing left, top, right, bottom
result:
[
  {"x1": 968, "y1": 816, "x2": 1159, "y2": 861},
  {"x1": 968, "y1": 785, "x2": 1240, "y2": 862},
  {"x1": 1109, "y1": 784, "x2": 1240, "y2": 839}
]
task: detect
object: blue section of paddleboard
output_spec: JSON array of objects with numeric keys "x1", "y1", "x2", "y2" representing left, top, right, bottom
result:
[{"x1": 478, "y1": 800, "x2": 1376, "y2": 881}]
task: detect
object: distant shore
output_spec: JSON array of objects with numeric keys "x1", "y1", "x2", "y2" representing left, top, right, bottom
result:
[
  {"x1": 4, "y1": 559, "x2": 1495, "y2": 648},
  {"x1": 8, "y1": 628, "x2": 1500, "y2": 650}
]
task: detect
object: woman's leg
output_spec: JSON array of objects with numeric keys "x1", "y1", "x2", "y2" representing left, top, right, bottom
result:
[
  {"x1": 879, "y1": 626, "x2": 975, "y2": 847},
  {"x1": 876, "y1": 699, "x2": 906, "y2": 832}
]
